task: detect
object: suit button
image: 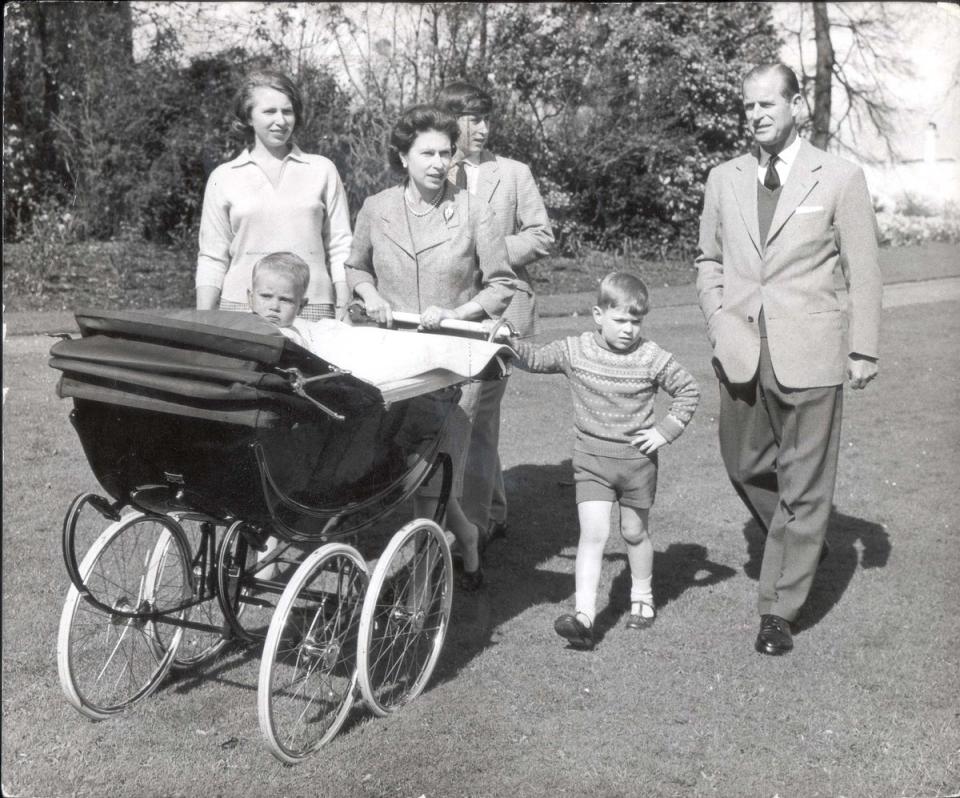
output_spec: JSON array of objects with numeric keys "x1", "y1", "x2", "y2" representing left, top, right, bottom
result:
[{"x1": 747, "y1": 315, "x2": 755, "y2": 323}]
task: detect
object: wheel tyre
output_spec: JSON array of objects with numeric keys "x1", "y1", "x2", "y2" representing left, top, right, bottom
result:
[
  {"x1": 148, "y1": 515, "x2": 231, "y2": 671},
  {"x1": 258, "y1": 543, "x2": 369, "y2": 763},
  {"x1": 357, "y1": 519, "x2": 453, "y2": 717},
  {"x1": 57, "y1": 512, "x2": 192, "y2": 720}
]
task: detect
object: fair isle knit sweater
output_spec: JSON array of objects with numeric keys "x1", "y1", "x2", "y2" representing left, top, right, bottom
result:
[{"x1": 512, "y1": 331, "x2": 700, "y2": 458}]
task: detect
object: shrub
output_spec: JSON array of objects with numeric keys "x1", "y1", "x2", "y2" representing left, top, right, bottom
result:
[{"x1": 876, "y1": 212, "x2": 960, "y2": 247}]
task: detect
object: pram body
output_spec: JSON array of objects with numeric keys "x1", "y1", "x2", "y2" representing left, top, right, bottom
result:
[{"x1": 51, "y1": 309, "x2": 511, "y2": 762}]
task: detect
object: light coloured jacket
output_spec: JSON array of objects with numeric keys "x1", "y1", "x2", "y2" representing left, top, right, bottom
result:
[
  {"x1": 696, "y1": 139, "x2": 882, "y2": 388},
  {"x1": 451, "y1": 151, "x2": 553, "y2": 337},
  {"x1": 345, "y1": 183, "x2": 517, "y2": 319}
]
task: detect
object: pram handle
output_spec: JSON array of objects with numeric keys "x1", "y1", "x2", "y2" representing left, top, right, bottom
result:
[{"x1": 348, "y1": 301, "x2": 514, "y2": 342}]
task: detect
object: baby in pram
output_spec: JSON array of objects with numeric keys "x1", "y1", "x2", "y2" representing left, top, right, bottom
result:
[
  {"x1": 246, "y1": 251, "x2": 327, "y2": 349},
  {"x1": 245, "y1": 250, "x2": 498, "y2": 590}
]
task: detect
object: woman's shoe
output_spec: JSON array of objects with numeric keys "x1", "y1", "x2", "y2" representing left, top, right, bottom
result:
[
  {"x1": 554, "y1": 613, "x2": 594, "y2": 650},
  {"x1": 458, "y1": 566, "x2": 485, "y2": 592},
  {"x1": 626, "y1": 602, "x2": 656, "y2": 630}
]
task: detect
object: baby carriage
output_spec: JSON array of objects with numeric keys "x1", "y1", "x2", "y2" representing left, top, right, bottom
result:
[{"x1": 50, "y1": 309, "x2": 512, "y2": 763}]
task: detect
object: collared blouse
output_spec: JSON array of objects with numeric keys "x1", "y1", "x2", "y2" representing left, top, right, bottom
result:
[{"x1": 196, "y1": 145, "x2": 352, "y2": 305}]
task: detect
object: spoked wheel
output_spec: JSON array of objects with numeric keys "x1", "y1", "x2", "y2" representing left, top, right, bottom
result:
[
  {"x1": 357, "y1": 519, "x2": 453, "y2": 717},
  {"x1": 149, "y1": 515, "x2": 231, "y2": 671},
  {"x1": 57, "y1": 512, "x2": 192, "y2": 720},
  {"x1": 216, "y1": 521, "x2": 280, "y2": 642},
  {"x1": 258, "y1": 543, "x2": 368, "y2": 764}
]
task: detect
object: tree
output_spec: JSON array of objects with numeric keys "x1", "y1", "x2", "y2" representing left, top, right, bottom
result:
[
  {"x1": 487, "y1": 2, "x2": 782, "y2": 257},
  {"x1": 784, "y1": 2, "x2": 913, "y2": 160}
]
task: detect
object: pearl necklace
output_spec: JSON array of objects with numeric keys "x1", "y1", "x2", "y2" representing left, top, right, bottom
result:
[{"x1": 405, "y1": 182, "x2": 446, "y2": 217}]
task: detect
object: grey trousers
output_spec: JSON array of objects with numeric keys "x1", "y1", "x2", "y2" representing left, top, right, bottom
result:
[
  {"x1": 461, "y1": 376, "x2": 509, "y2": 529},
  {"x1": 719, "y1": 337, "x2": 842, "y2": 622}
]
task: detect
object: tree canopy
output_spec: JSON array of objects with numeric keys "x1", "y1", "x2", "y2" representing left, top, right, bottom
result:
[{"x1": 3, "y1": 1, "x2": 781, "y2": 259}]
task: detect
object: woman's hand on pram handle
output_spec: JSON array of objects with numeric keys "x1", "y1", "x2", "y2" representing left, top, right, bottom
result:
[{"x1": 349, "y1": 288, "x2": 394, "y2": 327}]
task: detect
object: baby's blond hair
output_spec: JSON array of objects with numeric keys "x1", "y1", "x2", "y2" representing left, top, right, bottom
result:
[{"x1": 251, "y1": 252, "x2": 310, "y2": 298}]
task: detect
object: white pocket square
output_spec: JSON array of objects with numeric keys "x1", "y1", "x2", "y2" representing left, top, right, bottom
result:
[{"x1": 795, "y1": 205, "x2": 825, "y2": 214}]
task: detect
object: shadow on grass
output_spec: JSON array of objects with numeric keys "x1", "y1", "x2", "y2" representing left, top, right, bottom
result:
[
  {"x1": 436, "y1": 460, "x2": 737, "y2": 669},
  {"x1": 591, "y1": 545, "x2": 737, "y2": 644},
  {"x1": 741, "y1": 505, "x2": 891, "y2": 633}
]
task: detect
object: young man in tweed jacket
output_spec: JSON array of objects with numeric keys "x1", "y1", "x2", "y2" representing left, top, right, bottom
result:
[{"x1": 436, "y1": 81, "x2": 555, "y2": 551}]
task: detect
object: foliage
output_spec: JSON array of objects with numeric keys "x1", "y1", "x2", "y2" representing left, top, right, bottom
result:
[
  {"x1": 3, "y1": 2, "x2": 783, "y2": 279},
  {"x1": 486, "y1": 3, "x2": 782, "y2": 258},
  {"x1": 876, "y1": 211, "x2": 960, "y2": 247}
]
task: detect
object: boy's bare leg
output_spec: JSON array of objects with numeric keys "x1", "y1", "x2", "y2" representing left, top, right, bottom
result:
[
  {"x1": 621, "y1": 505, "x2": 655, "y2": 619},
  {"x1": 574, "y1": 500, "x2": 615, "y2": 625}
]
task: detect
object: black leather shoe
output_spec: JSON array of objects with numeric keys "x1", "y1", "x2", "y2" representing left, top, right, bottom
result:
[
  {"x1": 487, "y1": 520, "x2": 508, "y2": 543},
  {"x1": 554, "y1": 613, "x2": 594, "y2": 650},
  {"x1": 458, "y1": 566, "x2": 485, "y2": 593},
  {"x1": 755, "y1": 614, "x2": 793, "y2": 655}
]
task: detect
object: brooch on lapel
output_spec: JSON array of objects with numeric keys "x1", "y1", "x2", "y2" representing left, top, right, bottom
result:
[{"x1": 443, "y1": 204, "x2": 454, "y2": 222}]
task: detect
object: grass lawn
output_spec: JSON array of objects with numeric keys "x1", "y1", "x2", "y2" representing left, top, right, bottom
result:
[
  {"x1": 4, "y1": 239, "x2": 958, "y2": 316},
  {"x1": 2, "y1": 289, "x2": 958, "y2": 796}
]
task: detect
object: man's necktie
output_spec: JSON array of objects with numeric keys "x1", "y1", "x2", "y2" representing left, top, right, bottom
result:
[
  {"x1": 763, "y1": 155, "x2": 781, "y2": 190},
  {"x1": 455, "y1": 163, "x2": 468, "y2": 190}
]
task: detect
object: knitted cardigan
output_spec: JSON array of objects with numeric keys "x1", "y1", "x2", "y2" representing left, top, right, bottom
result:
[{"x1": 512, "y1": 331, "x2": 700, "y2": 458}]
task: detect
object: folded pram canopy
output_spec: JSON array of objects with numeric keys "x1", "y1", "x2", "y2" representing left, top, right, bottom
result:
[{"x1": 50, "y1": 310, "x2": 512, "y2": 424}]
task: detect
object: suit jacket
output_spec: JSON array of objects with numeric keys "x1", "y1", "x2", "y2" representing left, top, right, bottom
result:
[
  {"x1": 451, "y1": 151, "x2": 554, "y2": 337},
  {"x1": 345, "y1": 183, "x2": 517, "y2": 320},
  {"x1": 696, "y1": 139, "x2": 882, "y2": 388}
]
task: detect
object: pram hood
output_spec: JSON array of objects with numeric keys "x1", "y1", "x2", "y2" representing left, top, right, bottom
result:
[
  {"x1": 49, "y1": 310, "x2": 513, "y2": 424},
  {"x1": 50, "y1": 310, "x2": 381, "y2": 426}
]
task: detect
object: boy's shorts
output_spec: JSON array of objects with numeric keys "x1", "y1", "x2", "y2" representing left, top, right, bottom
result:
[{"x1": 573, "y1": 449, "x2": 658, "y2": 509}]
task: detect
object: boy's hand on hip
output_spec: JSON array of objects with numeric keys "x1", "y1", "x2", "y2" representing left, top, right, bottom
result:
[{"x1": 631, "y1": 429, "x2": 668, "y2": 454}]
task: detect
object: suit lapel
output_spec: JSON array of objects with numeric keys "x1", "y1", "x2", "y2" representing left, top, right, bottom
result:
[
  {"x1": 379, "y1": 185, "x2": 416, "y2": 259},
  {"x1": 766, "y1": 140, "x2": 821, "y2": 246},
  {"x1": 478, "y1": 151, "x2": 501, "y2": 204},
  {"x1": 734, "y1": 154, "x2": 762, "y2": 256}
]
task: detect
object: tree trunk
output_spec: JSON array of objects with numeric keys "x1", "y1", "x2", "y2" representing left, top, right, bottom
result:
[
  {"x1": 478, "y1": 2, "x2": 488, "y2": 74},
  {"x1": 811, "y1": 1, "x2": 834, "y2": 150}
]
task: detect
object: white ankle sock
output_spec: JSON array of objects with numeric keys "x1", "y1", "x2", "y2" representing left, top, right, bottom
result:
[{"x1": 630, "y1": 575, "x2": 654, "y2": 616}]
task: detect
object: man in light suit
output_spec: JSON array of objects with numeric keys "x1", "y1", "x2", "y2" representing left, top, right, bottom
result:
[
  {"x1": 696, "y1": 63, "x2": 882, "y2": 655},
  {"x1": 436, "y1": 82, "x2": 555, "y2": 547}
]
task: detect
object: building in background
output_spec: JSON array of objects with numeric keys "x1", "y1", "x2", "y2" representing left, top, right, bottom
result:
[{"x1": 776, "y1": 2, "x2": 960, "y2": 210}]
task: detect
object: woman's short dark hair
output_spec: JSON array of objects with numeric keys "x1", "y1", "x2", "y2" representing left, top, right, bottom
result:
[
  {"x1": 231, "y1": 70, "x2": 304, "y2": 140},
  {"x1": 435, "y1": 81, "x2": 494, "y2": 117},
  {"x1": 387, "y1": 105, "x2": 460, "y2": 173}
]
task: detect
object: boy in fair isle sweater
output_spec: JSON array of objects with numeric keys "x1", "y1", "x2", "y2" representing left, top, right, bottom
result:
[{"x1": 508, "y1": 272, "x2": 700, "y2": 649}]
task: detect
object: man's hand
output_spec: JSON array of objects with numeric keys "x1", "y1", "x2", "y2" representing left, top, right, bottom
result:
[
  {"x1": 847, "y1": 355, "x2": 878, "y2": 390},
  {"x1": 631, "y1": 428, "x2": 668, "y2": 454}
]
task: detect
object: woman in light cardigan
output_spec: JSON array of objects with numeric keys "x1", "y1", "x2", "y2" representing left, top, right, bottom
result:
[
  {"x1": 345, "y1": 104, "x2": 518, "y2": 591},
  {"x1": 196, "y1": 70, "x2": 352, "y2": 319}
]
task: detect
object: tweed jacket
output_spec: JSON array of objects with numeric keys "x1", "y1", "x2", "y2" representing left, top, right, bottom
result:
[
  {"x1": 345, "y1": 183, "x2": 517, "y2": 320},
  {"x1": 450, "y1": 151, "x2": 554, "y2": 337},
  {"x1": 696, "y1": 139, "x2": 882, "y2": 388}
]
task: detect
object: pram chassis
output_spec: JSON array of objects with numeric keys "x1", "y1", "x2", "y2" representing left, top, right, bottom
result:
[{"x1": 52, "y1": 309, "x2": 507, "y2": 763}]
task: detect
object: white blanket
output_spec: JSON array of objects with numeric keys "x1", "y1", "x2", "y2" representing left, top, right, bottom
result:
[{"x1": 282, "y1": 319, "x2": 513, "y2": 402}]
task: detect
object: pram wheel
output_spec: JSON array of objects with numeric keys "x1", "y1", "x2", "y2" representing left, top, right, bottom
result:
[
  {"x1": 357, "y1": 519, "x2": 453, "y2": 717},
  {"x1": 150, "y1": 515, "x2": 231, "y2": 670},
  {"x1": 216, "y1": 520, "x2": 278, "y2": 642},
  {"x1": 57, "y1": 512, "x2": 192, "y2": 719},
  {"x1": 258, "y1": 543, "x2": 368, "y2": 763}
]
